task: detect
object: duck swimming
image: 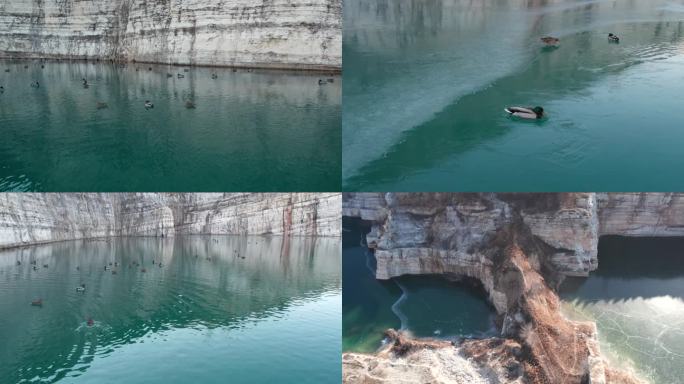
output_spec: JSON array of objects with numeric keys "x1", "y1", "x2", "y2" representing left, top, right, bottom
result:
[
  {"x1": 30, "y1": 81, "x2": 39, "y2": 88},
  {"x1": 540, "y1": 36, "x2": 560, "y2": 46},
  {"x1": 76, "y1": 284, "x2": 85, "y2": 292},
  {"x1": 31, "y1": 299, "x2": 43, "y2": 306},
  {"x1": 608, "y1": 33, "x2": 620, "y2": 42},
  {"x1": 318, "y1": 79, "x2": 326, "y2": 85},
  {"x1": 82, "y1": 78, "x2": 89, "y2": 88},
  {"x1": 185, "y1": 100, "x2": 196, "y2": 109},
  {"x1": 211, "y1": 73, "x2": 218, "y2": 79},
  {"x1": 505, "y1": 106, "x2": 545, "y2": 120},
  {"x1": 177, "y1": 73, "x2": 185, "y2": 78},
  {"x1": 144, "y1": 100, "x2": 154, "y2": 109}
]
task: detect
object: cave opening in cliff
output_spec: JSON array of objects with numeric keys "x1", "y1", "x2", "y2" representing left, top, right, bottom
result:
[
  {"x1": 343, "y1": 216, "x2": 496, "y2": 354},
  {"x1": 559, "y1": 235, "x2": 684, "y2": 384}
]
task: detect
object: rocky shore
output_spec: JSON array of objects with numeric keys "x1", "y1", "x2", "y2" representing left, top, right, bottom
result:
[{"x1": 342, "y1": 193, "x2": 681, "y2": 383}]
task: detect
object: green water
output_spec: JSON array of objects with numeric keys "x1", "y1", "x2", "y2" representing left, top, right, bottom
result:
[
  {"x1": 0, "y1": 61, "x2": 341, "y2": 192},
  {"x1": 560, "y1": 236, "x2": 684, "y2": 384},
  {"x1": 342, "y1": 218, "x2": 494, "y2": 353},
  {"x1": 343, "y1": 0, "x2": 684, "y2": 191},
  {"x1": 0, "y1": 235, "x2": 341, "y2": 383}
]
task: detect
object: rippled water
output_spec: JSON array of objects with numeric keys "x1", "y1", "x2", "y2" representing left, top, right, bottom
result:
[
  {"x1": 561, "y1": 236, "x2": 684, "y2": 384},
  {"x1": 0, "y1": 235, "x2": 341, "y2": 383},
  {"x1": 342, "y1": 218, "x2": 494, "y2": 353},
  {"x1": 344, "y1": 0, "x2": 684, "y2": 191},
  {"x1": 0, "y1": 61, "x2": 341, "y2": 191}
]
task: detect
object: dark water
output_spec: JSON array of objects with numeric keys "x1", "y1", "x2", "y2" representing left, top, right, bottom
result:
[
  {"x1": 560, "y1": 236, "x2": 684, "y2": 384},
  {"x1": 342, "y1": 218, "x2": 494, "y2": 353},
  {"x1": 343, "y1": 0, "x2": 684, "y2": 191},
  {"x1": 0, "y1": 235, "x2": 341, "y2": 383},
  {"x1": 0, "y1": 61, "x2": 341, "y2": 192}
]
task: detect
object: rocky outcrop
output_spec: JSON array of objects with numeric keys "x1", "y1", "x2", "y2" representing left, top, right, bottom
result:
[
  {"x1": 0, "y1": 0, "x2": 341, "y2": 70},
  {"x1": 342, "y1": 193, "x2": 674, "y2": 384},
  {"x1": 0, "y1": 193, "x2": 340, "y2": 249}
]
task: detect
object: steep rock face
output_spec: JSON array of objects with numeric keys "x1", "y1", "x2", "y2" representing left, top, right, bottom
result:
[
  {"x1": 597, "y1": 193, "x2": 684, "y2": 237},
  {"x1": 0, "y1": 0, "x2": 341, "y2": 70},
  {"x1": 0, "y1": 193, "x2": 340, "y2": 249},
  {"x1": 341, "y1": 193, "x2": 676, "y2": 384}
]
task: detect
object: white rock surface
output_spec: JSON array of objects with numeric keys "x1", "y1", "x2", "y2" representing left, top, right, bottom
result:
[
  {"x1": 0, "y1": 193, "x2": 340, "y2": 249},
  {"x1": 343, "y1": 193, "x2": 684, "y2": 283},
  {"x1": 0, "y1": 0, "x2": 341, "y2": 70}
]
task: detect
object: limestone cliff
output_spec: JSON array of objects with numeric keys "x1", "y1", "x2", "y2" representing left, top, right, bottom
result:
[
  {"x1": 342, "y1": 193, "x2": 679, "y2": 384},
  {"x1": 0, "y1": 0, "x2": 341, "y2": 70},
  {"x1": 0, "y1": 193, "x2": 340, "y2": 249}
]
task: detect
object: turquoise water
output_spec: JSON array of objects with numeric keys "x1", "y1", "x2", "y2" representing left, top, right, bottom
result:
[
  {"x1": 561, "y1": 236, "x2": 684, "y2": 384},
  {"x1": 0, "y1": 61, "x2": 341, "y2": 192},
  {"x1": 343, "y1": 0, "x2": 684, "y2": 191},
  {"x1": 342, "y1": 218, "x2": 494, "y2": 353},
  {"x1": 0, "y1": 235, "x2": 341, "y2": 383}
]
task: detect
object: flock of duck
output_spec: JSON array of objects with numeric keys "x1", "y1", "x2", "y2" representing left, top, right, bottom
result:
[
  {"x1": 1, "y1": 62, "x2": 339, "y2": 109},
  {"x1": 505, "y1": 32, "x2": 621, "y2": 120}
]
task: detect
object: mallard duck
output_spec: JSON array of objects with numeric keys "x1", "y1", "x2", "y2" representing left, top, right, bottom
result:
[
  {"x1": 31, "y1": 299, "x2": 43, "y2": 306},
  {"x1": 608, "y1": 33, "x2": 620, "y2": 42},
  {"x1": 177, "y1": 73, "x2": 185, "y2": 78},
  {"x1": 185, "y1": 100, "x2": 196, "y2": 109},
  {"x1": 505, "y1": 106, "x2": 545, "y2": 120},
  {"x1": 540, "y1": 36, "x2": 560, "y2": 46},
  {"x1": 144, "y1": 100, "x2": 154, "y2": 109}
]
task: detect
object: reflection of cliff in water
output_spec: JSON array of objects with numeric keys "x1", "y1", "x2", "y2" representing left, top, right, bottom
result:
[{"x1": 0, "y1": 235, "x2": 341, "y2": 383}]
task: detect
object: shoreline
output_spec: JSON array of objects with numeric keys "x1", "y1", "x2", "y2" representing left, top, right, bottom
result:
[
  {"x1": 0, "y1": 55, "x2": 342, "y2": 74},
  {"x1": 0, "y1": 233, "x2": 341, "y2": 252}
]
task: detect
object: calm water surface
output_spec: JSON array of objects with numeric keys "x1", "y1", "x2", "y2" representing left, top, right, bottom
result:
[
  {"x1": 0, "y1": 61, "x2": 341, "y2": 191},
  {"x1": 342, "y1": 218, "x2": 494, "y2": 353},
  {"x1": 0, "y1": 235, "x2": 341, "y2": 383},
  {"x1": 344, "y1": 0, "x2": 684, "y2": 191},
  {"x1": 561, "y1": 236, "x2": 684, "y2": 384}
]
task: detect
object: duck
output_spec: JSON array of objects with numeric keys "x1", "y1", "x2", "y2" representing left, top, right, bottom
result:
[
  {"x1": 608, "y1": 33, "x2": 620, "y2": 42},
  {"x1": 16, "y1": 260, "x2": 21, "y2": 266},
  {"x1": 505, "y1": 106, "x2": 545, "y2": 120},
  {"x1": 0, "y1": 86, "x2": 4, "y2": 93},
  {"x1": 318, "y1": 79, "x2": 326, "y2": 85},
  {"x1": 30, "y1": 81, "x2": 39, "y2": 88},
  {"x1": 4, "y1": 69, "x2": 9, "y2": 72},
  {"x1": 111, "y1": 270, "x2": 117, "y2": 275},
  {"x1": 177, "y1": 73, "x2": 185, "y2": 79},
  {"x1": 540, "y1": 36, "x2": 560, "y2": 46},
  {"x1": 141, "y1": 268, "x2": 147, "y2": 273},
  {"x1": 144, "y1": 100, "x2": 154, "y2": 109},
  {"x1": 167, "y1": 73, "x2": 173, "y2": 78},
  {"x1": 183, "y1": 68, "x2": 190, "y2": 72},
  {"x1": 82, "y1": 78, "x2": 89, "y2": 88},
  {"x1": 148, "y1": 67, "x2": 152, "y2": 71},
  {"x1": 327, "y1": 78, "x2": 334, "y2": 83},
  {"x1": 211, "y1": 73, "x2": 218, "y2": 79},
  {"x1": 185, "y1": 100, "x2": 196, "y2": 109},
  {"x1": 87, "y1": 318, "x2": 94, "y2": 326},
  {"x1": 31, "y1": 299, "x2": 43, "y2": 307},
  {"x1": 96, "y1": 102, "x2": 108, "y2": 109},
  {"x1": 76, "y1": 284, "x2": 86, "y2": 292},
  {"x1": 43, "y1": 264, "x2": 48, "y2": 268}
]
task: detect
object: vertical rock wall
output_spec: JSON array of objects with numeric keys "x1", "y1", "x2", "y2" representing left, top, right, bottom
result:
[
  {"x1": 0, "y1": 193, "x2": 341, "y2": 249},
  {"x1": 0, "y1": 0, "x2": 341, "y2": 70}
]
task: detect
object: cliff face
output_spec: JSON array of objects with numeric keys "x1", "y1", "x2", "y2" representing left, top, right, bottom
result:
[
  {"x1": 342, "y1": 192, "x2": 678, "y2": 384},
  {"x1": 0, "y1": 193, "x2": 340, "y2": 249},
  {"x1": 0, "y1": 0, "x2": 341, "y2": 70}
]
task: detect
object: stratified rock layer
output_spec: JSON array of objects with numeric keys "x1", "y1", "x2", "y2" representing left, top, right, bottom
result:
[
  {"x1": 0, "y1": 0, "x2": 341, "y2": 70},
  {"x1": 342, "y1": 193, "x2": 671, "y2": 384},
  {"x1": 0, "y1": 193, "x2": 340, "y2": 249}
]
